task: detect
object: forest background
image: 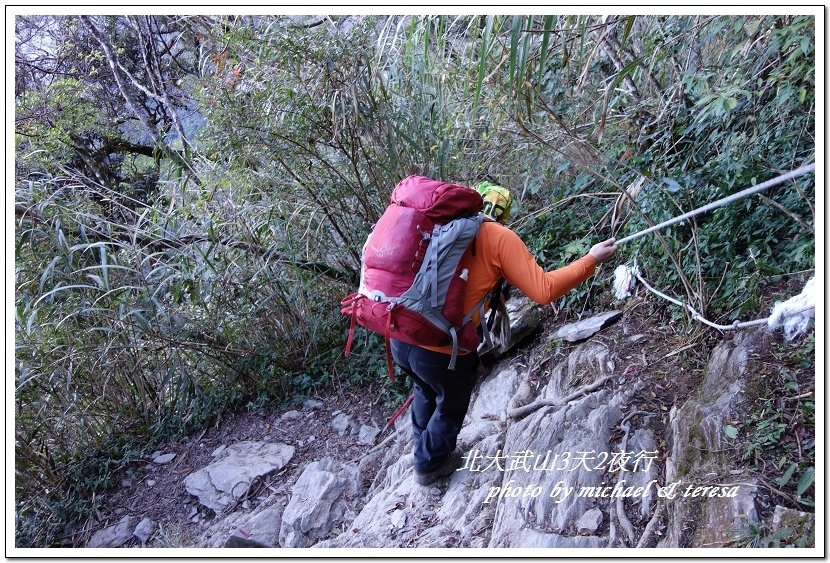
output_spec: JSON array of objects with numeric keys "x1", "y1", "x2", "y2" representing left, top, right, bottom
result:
[{"x1": 12, "y1": 12, "x2": 817, "y2": 546}]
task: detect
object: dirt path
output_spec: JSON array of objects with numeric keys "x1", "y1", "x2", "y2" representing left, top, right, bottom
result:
[{"x1": 88, "y1": 377, "x2": 398, "y2": 547}]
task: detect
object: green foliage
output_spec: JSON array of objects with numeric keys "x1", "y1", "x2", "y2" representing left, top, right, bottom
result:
[
  {"x1": 604, "y1": 17, "x2": 814, "y2": 315},
  {"x1": 741, "y1": 397, "x2": 788, "y2": 462},
  {"x1": 737, "y1": 334, "x2": 815, "y2": 516},
  {"x1": 731, "y1": 520, "x2": 813, "y2": 548}
]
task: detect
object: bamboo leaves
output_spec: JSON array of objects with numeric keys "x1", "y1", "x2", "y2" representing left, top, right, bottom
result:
[
  {"x1": 473, "y1": 15, "x2": 494, "y2": 114},
  {"x1": 537, "y1": 16, "x2": 554, "y2": 87},
  {"x1": 509, "y1": 16, "x2": 522, "y2": 86}
]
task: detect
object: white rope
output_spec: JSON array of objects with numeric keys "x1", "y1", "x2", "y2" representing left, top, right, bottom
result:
[
  {"x1": 633, "y1": 272, "x2": 814, "y2": 333},
  {"x1": 616, "y1": 163, "x2": 815, "y2": 246},
  {"x1": 767, "y1": 278, "x2": 816, "y2": 339},
  {"x1": 612, "y1": 263, "x2": 639, "y2": 300},
  {"x1": 610, "y1": 164, "x2": 816, "y2": 338}
]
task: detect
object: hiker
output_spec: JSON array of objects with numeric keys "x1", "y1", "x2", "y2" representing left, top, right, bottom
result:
[{"x1": 390, "y1": 181, "x2": 619, "y2": 486}]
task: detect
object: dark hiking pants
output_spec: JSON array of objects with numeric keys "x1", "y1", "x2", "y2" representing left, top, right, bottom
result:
[{"x1": 391, "y1": 340, "x2": 479, "y2": 474}]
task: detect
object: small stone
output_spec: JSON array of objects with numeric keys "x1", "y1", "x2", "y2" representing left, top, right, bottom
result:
[
  {"x1": 628, "y1": 334, "x2": 648, "y2": 344},
  {"x1": 133, "y1": 517, "x2": 155, "y2": 546},
  {"x1": 390, "y1": 509, "x2": 408, "y2": 529},
  {"x1": 211, "y1": 444, "x2": 227, "y2": 458},
  {"x1": 357, "y1": 424, "x2": 381, "y2": 445},
  {"x1": 576, "y1": 508, "x2": 603, "y2": 534},
  {"x1": 189, "y1": 506, "x2": 199, "y2": 518},
  {"x1": 306, "y1": 435, "x2": 316, "y2": 444},
  {"x1": 146, "y1": 480, "x2": 156, "y2": 487},
  {"x1": 120, "y1": 479, "x2": 133, "y2": 488},
  {"x1": 281, "y1": 410, "x2": 301, "y2": 421},
  {"x1": 303, "y1": 399, "x2": 324, "y2": 410},
  {"x1": 87, "y1": 516, "x2": 134, "y2": 548},
  {"x1": 771, "y1": 505, "x2": 814, "y2": 536},
  {"x1": 331, "y1": 413, "x2": 353, "y2": 436},
  {"x1": 152, "y1": 453, "x2": 176, "y2": 464}
]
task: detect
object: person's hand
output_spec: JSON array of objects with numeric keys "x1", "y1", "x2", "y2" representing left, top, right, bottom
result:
[{"x1": 588, "y1": 238, "x2": 618, "y2": 264}]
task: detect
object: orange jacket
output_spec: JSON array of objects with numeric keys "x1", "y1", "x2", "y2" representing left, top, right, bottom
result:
[{"x1": 423, "y1": 220, "x2": 597, "y2": 354}]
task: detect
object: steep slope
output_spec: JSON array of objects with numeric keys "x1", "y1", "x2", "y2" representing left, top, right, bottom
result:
[{"x1": 84, "y1": 296, "x2": 815, "y2": 550}]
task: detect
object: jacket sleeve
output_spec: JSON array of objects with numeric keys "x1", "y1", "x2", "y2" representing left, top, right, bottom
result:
[{"x1": 495, "y1": 226, "x2": 597, "y2": 304}]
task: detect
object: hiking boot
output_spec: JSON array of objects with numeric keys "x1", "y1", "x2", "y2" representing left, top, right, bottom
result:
[{"x1": 413, "y1": 446, "x2": 464, "y2": 486}]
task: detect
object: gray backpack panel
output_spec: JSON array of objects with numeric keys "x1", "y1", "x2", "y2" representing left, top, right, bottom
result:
[{"x1": 397, "y1": 214, "x2": 484, "y2": 326}]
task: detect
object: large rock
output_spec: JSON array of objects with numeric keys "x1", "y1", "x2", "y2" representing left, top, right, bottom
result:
[
  {"x1": 489, "y1": 384, "x2": 629, "y2": 546},
  {"x1": 302, "y1": 326, "x2": 777, "y2": 550},
  {"x1": 184, "y1": 441, "x2": 295, "y2": 512},
  {"x1": 625, "y1": 428, "x2": 660, "y2": 520},
  {"x1": 690, "y1": 483, "x2": 758, "y2": 547},
  {"x1": 279, "y1": 457, "x2": 359, "y2": 547},
  {"x1": 200, "y1": 493, "x2": 282, "y2": 548},
  {"x1": 459, "y1": 363, "x2": 523, "y2": 445},
  {"x1": 659, "y1": 333, "x2": 757, "y2": 548},
  {"x1": 504, "y1": 295, "x2": 543, "y2": 349},
  {"x1": 548, "y1": 311, "x2": 622, "y2": 342},
  {"x1": 87, "y1": 516, "x2": 134, "y2": 548},
  {"x1": 322, "y1": 343, "x2": 623, "y2": 549}
]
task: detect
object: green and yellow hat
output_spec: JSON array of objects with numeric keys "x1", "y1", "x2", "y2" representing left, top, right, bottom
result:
[{"x1": 475, "y1": 181, "x2": 513, "y2": 223}]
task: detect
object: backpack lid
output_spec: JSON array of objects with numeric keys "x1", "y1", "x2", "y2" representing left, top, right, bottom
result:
[{"x1": 392, "y1": 176, "x2": 483, "y2": 222}]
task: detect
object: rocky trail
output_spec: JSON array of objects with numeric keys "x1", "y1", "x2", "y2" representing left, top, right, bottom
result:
[{"x1": 82, "y1": 294, "x2": 816, "y2": 550}]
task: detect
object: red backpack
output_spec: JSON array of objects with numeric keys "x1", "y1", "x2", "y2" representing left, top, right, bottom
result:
[{"x1": 340, "y1": 176, "x2": 490, "y2": 379}]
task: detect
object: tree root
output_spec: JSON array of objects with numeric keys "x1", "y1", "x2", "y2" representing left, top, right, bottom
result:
[
  {"x1": 636, "y1": 500, "x2": 665, "y2": 548},
  {"x1": 612, "y1": 409, "x2": 651, "y2": 546},
  {"x1": 612, "y1": 404, "x2": 667, "y2": 548},
  {"x1": 606, "y1": 504, "x2": 618, "y2": 548},
  {"x1": 506, "y1": 373, "x2": 616, "y2": 419},
  {"x1": 616, "y1": 495, "x2": 637, "y2": 546}
]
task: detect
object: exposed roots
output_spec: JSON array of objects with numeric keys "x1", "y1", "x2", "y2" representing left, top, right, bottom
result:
[
  {"x1": 636, "y1": 500, "x2": 665, "y2": 548},
  {"x1": 506, "y1": 373, "x2": 616, "y2": 419}
]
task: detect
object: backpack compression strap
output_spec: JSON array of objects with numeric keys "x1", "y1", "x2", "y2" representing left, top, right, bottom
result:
[
  {"x1": 384, "y1": 305, "x2": 396, "y2": 381},
  {"x1": 344, "y1": 297, "x2": 358, "y2": 357}
]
